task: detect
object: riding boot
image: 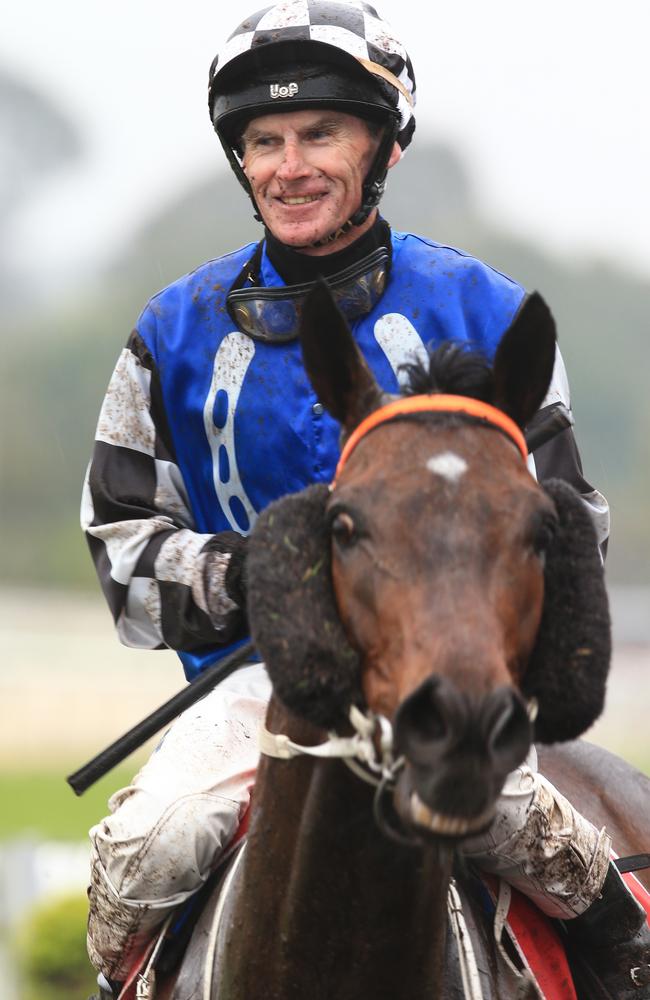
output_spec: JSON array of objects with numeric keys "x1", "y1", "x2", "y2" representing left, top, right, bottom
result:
[{"x1": 564, "y1": 862, "x2": 650, "y2": 998}]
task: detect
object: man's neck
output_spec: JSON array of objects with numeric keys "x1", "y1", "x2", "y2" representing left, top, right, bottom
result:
[{"x1": 265, "y1": 216, "x2": 391, "y2": 286}]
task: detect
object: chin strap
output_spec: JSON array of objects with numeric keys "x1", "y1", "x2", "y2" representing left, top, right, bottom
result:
[
  {"x1": 303, "y1": 217, "x2": 358, "y2": 249},
  {"x1": 351, "y1": 118, "x2": 400, "y2": 225}
]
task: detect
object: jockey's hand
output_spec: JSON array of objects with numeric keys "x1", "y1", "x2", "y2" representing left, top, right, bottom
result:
[
  {"x1": 204, "y1": 531, "x2": 248, "y2": 609},
  {"x1": 224, "y1": 534, "x2": 248, "y2": 609}
]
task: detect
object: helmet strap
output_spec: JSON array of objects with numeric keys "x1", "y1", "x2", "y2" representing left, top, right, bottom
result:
[{"x1": 349, "y1": 116, "x2": 400, "y2": 227}]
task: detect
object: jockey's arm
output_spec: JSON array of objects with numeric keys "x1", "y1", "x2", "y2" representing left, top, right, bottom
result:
[
  {"x1": 81, "y1": 328, "x2": 247, "y2": 652},
  {"x1": 526, "y1": 345, "x2": 610, "y2": 557}
]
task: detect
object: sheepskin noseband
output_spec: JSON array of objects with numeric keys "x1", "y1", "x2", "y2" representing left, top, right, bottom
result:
[
  {"x1": 523, "y1": 478, "x2": 611, "y2": 743},
  {"x1": 247, "y1": 483, "x2": 361, "y2": 729}
]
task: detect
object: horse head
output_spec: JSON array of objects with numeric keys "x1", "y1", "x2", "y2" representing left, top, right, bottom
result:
[{"x1": 247, "y1": 283, "x2": 611, "y2": 842}]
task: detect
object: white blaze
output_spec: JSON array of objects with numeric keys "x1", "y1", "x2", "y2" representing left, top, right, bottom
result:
[{"x1": 426, "y1": 451, "x2": 468, "y2": 483}]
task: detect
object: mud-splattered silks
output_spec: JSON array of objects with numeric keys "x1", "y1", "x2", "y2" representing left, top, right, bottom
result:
[{"x1": 82, "y1": 229, "x2": 604, "y2": 680}]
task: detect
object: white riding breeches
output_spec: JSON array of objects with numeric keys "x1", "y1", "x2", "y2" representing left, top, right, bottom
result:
[
  {"x1": 462, "y1": 747, "x2": 611, "y2": 918},
  {"x1": 87, "y1": 662, "x2": 611, "y2": 981},
  {"x1": 87, "y1": 662, "x2": 271, "y2": 980}
]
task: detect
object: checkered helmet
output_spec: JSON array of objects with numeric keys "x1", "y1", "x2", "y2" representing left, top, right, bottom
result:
[
  {"x1": 208, "y1": 1, "x2": 416, "y2": 232},
  {"x1": 209, "y1": 1, "x2": 415, "y2": 150}
]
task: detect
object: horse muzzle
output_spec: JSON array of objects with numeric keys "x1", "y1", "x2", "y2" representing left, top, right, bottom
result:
[{"x1": 392, "y1": 675, "x2": 533, "y2": 840}]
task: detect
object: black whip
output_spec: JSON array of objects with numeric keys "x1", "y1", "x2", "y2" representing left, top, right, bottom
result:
[{"x1": 66, "y1": 640, "x2": 255, "y2": 795}]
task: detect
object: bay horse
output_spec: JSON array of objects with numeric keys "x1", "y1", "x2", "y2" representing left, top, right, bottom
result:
[{"x1": 163, "y1": 285, "x2": 650, "y2": 1000}]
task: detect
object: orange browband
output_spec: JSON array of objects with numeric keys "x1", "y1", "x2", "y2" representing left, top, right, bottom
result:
[{"x1": 333, "y1": 394, "x2": 528, "y2": 484}]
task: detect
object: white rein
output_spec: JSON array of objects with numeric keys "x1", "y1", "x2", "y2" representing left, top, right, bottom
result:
[{"x1": 259, "y1": 704, "x2": 402, "y2": 787}]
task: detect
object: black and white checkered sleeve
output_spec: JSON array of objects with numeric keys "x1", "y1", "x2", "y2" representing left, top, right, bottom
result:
[
  {"x1": 528, "y1": 345, "x2": 610, "y2": 556},
  {"x1": 81, "y1": 330, "x2": 245, "y2": 650}
]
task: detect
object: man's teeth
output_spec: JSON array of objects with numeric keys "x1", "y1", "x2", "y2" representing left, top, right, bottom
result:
[{"x1": 282, "y1": 195, "x2": 320, "y2": 205}]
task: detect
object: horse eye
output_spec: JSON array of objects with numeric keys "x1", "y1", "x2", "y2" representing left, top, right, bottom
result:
[{"x1": 331, "y1": 511, "x2": 358, "y2": 547}]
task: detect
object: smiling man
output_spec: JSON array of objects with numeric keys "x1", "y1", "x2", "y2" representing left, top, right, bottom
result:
[
  {"x1": 240, "y1": 109, "x2": 400, "y2": 250},
  {"x1": 82, "y1": 3, "x2": 649, "y2": 998}
]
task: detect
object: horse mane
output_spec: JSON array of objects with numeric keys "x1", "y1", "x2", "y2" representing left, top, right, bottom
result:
[{"x1": 400, "y1": 343, "x2": 495, "y2": 404}]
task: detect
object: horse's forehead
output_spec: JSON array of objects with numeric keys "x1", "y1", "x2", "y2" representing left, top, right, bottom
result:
[{"x1": 341, "y1": 420, "x2": 529, "y2": 493}]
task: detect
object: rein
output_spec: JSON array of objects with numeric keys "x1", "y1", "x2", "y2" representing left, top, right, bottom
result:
[
  {"x1": 333, "y1": 394, "x2": 528, "y2": 486},
  {"x1": 260, "y1": 705, "x2": 403, "y2": 789},
  {"x1": 260, "y1": 707, "x2": 418, "y2": 841}
]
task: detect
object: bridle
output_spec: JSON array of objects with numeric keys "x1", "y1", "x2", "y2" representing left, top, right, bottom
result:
[
  {"x1": 261, "y1": 702, "x2": 420, "y2": 852},
  {"x1": 260, "y1": 703, "x2": 402, "y2": 789},
  {"x1": 333, "y1": 393, "x2": 528, "y2": 486},
  {"x1": 262, "y1": 391, "x2": 531, "y2": 797},
  {"x1": 258, "y1": 393, "x2": 534, "y2": 1000}
]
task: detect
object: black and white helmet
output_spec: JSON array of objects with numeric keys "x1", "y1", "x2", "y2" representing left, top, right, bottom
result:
[{"x1": 208, "y1": 0, "x2": 416, "y2": 230}]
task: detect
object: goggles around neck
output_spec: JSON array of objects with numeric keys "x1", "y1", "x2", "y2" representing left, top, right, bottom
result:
[{"x1": 226, "y1": 244, "x2": 391, "y2": 343}]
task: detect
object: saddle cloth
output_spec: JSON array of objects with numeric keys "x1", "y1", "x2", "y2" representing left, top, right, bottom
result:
[{"x1": 492, "y1": 867, "x2": 650, "y2": 1000}]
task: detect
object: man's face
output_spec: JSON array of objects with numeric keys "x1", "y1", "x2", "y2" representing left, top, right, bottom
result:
[{"x1": 241, "y1": 109, "x2": 396, "y2": 255}]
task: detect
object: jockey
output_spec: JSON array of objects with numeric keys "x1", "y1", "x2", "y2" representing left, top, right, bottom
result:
[{"x1": 82, "y1": 2, "x2": 648, "y2": 997}]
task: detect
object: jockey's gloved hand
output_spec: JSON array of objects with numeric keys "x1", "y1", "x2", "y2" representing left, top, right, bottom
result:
[
  {"x1": 204, "y1": 532, "x2": 249, "y2": 611},
  {"x1": 224, "y1": 534, "x2": 248, "y2": 609}
]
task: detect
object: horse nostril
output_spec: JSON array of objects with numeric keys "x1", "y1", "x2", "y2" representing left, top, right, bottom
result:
[
  {"x1": 395, "y1": 677, "x2": 532, "y2": 776},
  {"x1": 408, "y1": 685, "x2": 447, "y2": 742},
  {"x1": 394, "y1": 677, "x2": 533, "y2": 828},
  {"x1": 483, "y1": 687, "x2": 532, "y2": 771},
  {"x1": 394, "y1": 676, "x2": 461, "y2": 763}
]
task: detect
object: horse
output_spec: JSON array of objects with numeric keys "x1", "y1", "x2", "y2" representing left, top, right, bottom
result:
[{"x1": 161, "y1": 284, "x2": 650, "y2": 1000}]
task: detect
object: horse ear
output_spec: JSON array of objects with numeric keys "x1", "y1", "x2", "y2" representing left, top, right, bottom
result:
[
  {"x1": 299, "y1": 280, "x2": 383, "y2": 433},
  {"x1": 492, "y1": 292, "x2": 557, "y2": 428},
  {"x1": 247, "y1": 483, "x2": 361, "y2": 728},
  {"x1": 522, "y1": 479, "x2": 611, "y2": 743}
]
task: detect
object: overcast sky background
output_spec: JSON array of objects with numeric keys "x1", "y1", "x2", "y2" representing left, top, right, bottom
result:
[{"x1": 4, "y1": 0, "x2": 650, "y2": 285}]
